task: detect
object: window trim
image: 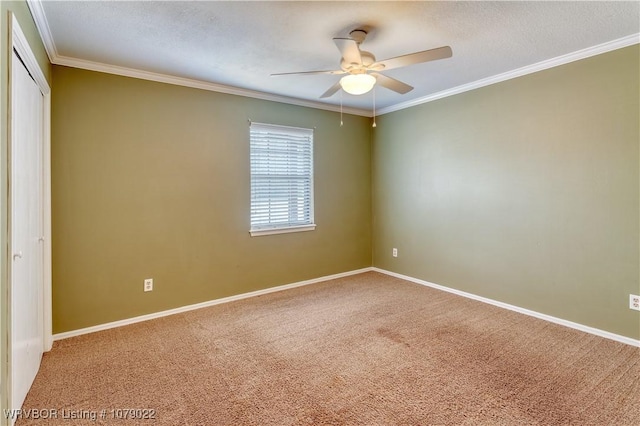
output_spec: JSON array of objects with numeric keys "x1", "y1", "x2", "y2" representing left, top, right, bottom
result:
[
  {"x1": 249, "y1": 224, "x2": 316, "y2": 237},
  {"x1": 249, "y1": 122, "x2": 315, "y2": 237}
]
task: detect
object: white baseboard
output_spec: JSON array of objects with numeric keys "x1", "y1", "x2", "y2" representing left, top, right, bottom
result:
[
  {"x1": 372, "y1": 267, "x2": 640, "y2": 348},
  {"x1": 53, "y1": 267, "x2": 374, "y2": 341},
  {"x1": 54, "y1": 266, "x2": 639, "y2": 348}
]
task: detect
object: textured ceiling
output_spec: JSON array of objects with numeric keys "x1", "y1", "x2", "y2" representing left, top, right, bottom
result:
[{"x1": 33, "y1": 1, "x2": 640, "y2": 114}]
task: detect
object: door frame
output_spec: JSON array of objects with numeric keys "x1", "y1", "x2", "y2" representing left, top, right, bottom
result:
[{"x1": 6, "y1": 11, "x2": 52, "y2": 409}]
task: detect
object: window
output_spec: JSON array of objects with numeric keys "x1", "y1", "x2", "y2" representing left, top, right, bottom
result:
[{"x1": 249, "y1": 122, "x2": 315, "y2": 236}]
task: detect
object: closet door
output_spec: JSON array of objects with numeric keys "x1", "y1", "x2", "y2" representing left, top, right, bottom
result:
[{"x1": 10, "y1": 49, "x2": 45, "y2": 412}]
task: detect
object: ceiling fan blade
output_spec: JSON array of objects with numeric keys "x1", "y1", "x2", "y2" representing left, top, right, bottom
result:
[
  {"x1": 333, "y1": 38, "x2": 362, "y2": 67},
  {"x1": 320, "y1": 81, "x2": 342, "y2": 98},
  {"x1": 371, "y1": 72, "x2": 413, "y2": 94},
  {"x1": 271, "y1": 70, "x2": 344, "y2": 77},
  {"x1": 376, "y1": 46, "x2": 452, "y2": 71}
]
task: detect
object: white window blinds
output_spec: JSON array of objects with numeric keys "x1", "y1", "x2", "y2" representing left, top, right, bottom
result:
[{"x1": 250, "y1": 122, "x2": 315, "y2": 236}]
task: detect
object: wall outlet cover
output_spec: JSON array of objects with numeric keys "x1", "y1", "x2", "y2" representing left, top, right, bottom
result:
[
  {"x1": 144, "y1": 278, "x2": 153, "y2": 292},
  {"x1": 630, "y1": 294, "x2": 640, "y2": 311}
]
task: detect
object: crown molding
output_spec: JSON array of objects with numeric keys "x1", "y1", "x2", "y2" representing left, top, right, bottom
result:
[
  {"x1": 27, "y1": 0, "x2": 638, "y2": 118},
  {"x1": 377, "y1": 33, "x2": 640, "y2": 115},
  {"x1": 27, "y1": 0, "x2": 57, "y2": 62},
  {"x1": 52, "y1": 55, "x2": 371, "y2": 116}
]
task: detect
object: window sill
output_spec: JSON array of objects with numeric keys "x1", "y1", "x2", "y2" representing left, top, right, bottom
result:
[{"x1": 250, "y1": 224, "x2": 316, "y2": 237}]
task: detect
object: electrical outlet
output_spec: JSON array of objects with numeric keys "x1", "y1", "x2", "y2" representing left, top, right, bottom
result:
[
  {"x1": 144, "y1": 278, "x2": 153, "y2": 292},
  {"x1": 630, "y1": 294, "x2": 640, "y2": 311},
  {"x1": 392, "y1": 248, "x2": 398, "y2": 258}
]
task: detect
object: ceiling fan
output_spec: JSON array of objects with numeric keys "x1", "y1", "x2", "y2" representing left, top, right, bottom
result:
[{"x1": 271, "y1": 29, "x2": 453, "y2": 98}]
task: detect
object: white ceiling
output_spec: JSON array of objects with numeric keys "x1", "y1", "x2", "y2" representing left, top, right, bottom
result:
[{"x1": 31, "y1": 1, "x2": 640, "y2": 116}]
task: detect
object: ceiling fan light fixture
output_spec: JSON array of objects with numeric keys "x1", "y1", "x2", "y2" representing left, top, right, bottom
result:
[{"x1": 340, "y1": 73, "x2": 376, "y2": 95}]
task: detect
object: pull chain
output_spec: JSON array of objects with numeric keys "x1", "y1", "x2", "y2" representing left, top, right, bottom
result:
[
  {"x1": 372, "y1": 87, "x2": 377, "y2": 128},
  {"x1": 340, "y1": 90, "x2": 344, "y2": 127}
]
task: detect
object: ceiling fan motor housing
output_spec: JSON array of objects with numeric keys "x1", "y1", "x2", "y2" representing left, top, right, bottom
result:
[{"x1": 341, "y1": 50, "x2": 376, "y2": 73}]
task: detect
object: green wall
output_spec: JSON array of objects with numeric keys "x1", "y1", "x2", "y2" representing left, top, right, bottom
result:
[
  {"x1": 1, "y1": 1, "x2": 51, "y2": 422},
  {"x1": 372, "y1": 46, "x2": 640, "y2": 339},
  {"x1": 51, "y1": 66, "x2": 372, "y2": 333}
]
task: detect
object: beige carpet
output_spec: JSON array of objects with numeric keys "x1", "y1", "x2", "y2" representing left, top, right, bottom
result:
[{"x1": 16, "y1": 272, "x2": 640, "y2": 425}]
